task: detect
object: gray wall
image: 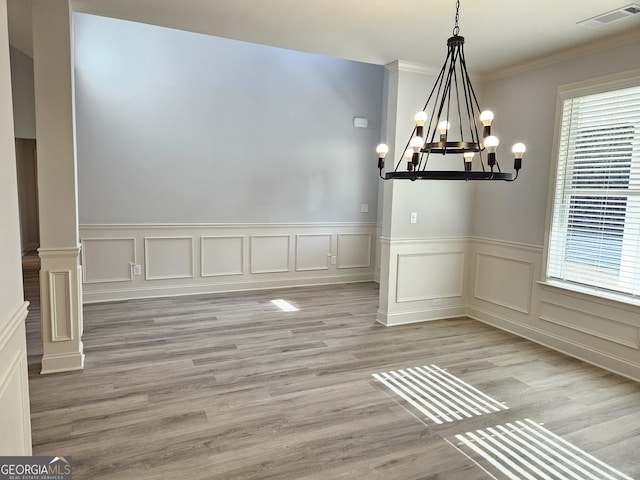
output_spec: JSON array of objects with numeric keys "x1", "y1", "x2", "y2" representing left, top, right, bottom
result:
[
  {"x1": 9, "y1": 46, "x2": 35, "y2": 139},
  {"x1": 473, "y1": 39, "x2": 640, "y2": 245},
  {"x1": 74, "y1": 14, "x2": 384, "y2": 224}
]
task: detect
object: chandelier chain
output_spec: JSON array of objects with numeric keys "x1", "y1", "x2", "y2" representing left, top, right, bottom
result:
[{"x1": 453, "y1": 0, "x2": 460, "y2": 35}]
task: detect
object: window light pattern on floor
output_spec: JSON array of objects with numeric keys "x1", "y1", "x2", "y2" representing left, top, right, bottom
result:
[
  {"x1": 452, "y1": 419, "x2": 633, "y2": 480},
  {"x1": 372, "y1": 364, "x2": 507, "y2": 425}
]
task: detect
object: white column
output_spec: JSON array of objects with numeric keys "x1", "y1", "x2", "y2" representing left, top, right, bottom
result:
[
  {"x1": 378, "y1": 61, "x2": 472, "y2": 326},
  {"x1": 33, "y1": 0, "x2": 84, "y2": 373}
]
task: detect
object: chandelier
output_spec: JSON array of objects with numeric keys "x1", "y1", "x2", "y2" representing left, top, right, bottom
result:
[{"x1": 376, "y1": 0, "x2": 525, "y2": 181}]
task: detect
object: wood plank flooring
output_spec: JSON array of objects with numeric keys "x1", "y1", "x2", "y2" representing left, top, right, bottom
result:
[{"x1": 23, "y1": 264, "x2": 640, "y2": 479}]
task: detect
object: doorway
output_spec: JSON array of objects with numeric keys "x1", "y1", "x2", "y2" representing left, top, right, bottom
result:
[{"x1": 15, "y1": 138, "x2": 39, "y2": 257}]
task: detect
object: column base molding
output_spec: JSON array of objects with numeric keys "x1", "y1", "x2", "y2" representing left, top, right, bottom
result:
[
  {"x1": 38, "y1": 245, "x2": 84, "y2": 374},
  {"x1": 41, "y1": 349, "x2": 85, "y2": 374}
]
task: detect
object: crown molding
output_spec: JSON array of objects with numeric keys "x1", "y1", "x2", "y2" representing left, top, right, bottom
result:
[
  {"x1": 385, "y1": 60, "x2": 440, "y2": 76},
  {"x1": 480, "y1": 29, "x2": 640, "y2": 82}
]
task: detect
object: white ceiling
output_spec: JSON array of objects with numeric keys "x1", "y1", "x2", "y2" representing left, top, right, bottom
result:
[{"x1": 8, "y1": 0, "x2": 640, "y2": 77}]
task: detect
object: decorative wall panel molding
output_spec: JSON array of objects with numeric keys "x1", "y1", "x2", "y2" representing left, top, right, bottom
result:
[
  {"x1": 396, "y1": 252, "x2": 464, "y2": 303},
  {"x1": 0, "y1": 301, "x2": 32, "y2": 455},
  {"x1": 250, "y1": 235, "x2": 291, "y2": 274},
  {"x1": 474, "y1": 252, "x2": 533, "y2": 314},
  {"x1": 0, "y1": 352, "x2": 30, "y2": 454},
  {"x1": 377, "y1": 237, "x2": 470, "y2": 327},
  {"x1": 337, "y1": 233, "x2": 371, "y2": 268},
  {"x1": 80, "y1": 223, "x2": 377, "y2": 302},
  {"x1": 201, "y1": 236, "x2": 244, "y2": 277},
  {"x1": 0, "y1": 302, "x2": 28, "y2": 351},
  {"x1": 81, "y1": 237, "x2": 135, "y2": 283},
  {"x1": 295, "y1": 234, "x2": 331, "y2": 272},
  {"x1": 374, "y1": 224, "x2": 382, "y2": 283},
  {"x1": 48, "y1": 270, "x2": 73, "y2": 342},
  {"x1": 468, "y1": 237, "x2": 640, "y2": 382},
  {"x1": 144, "y1": 237, "x2": 194, "y2": 280},
  {"x1": 540, "y1": 300, "x2": 640, "y2": 349}
]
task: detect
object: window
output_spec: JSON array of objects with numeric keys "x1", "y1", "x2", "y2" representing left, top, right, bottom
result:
[{"x1": 547, "y1": 76, "x2": 640, "y2": 299}]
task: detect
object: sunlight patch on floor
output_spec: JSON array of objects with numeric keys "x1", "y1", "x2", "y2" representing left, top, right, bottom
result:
[
  {"x1": 451, "y1": 418, "x2": 634, "y2": 480},
  {"x1": 271, "y1": 299, "x2": 299, "y2": 312},
  {"x1": 372, "y1": 364, "x2": 508, "y2": 425}
]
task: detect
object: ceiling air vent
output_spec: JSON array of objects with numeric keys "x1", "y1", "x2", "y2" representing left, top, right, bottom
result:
[{"x1": 578, "y1": 4, "x2": 640, "y2": 28}]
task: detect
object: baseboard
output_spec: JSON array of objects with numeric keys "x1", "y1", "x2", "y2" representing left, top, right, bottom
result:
[
  {"x1": 83, "y1": 274, "x2": 375, "y2": 303},
  {"x1": 376, "y1": 305, "x2": 467, "y2": 326},
  {"x1": 40, "y1": 350, "x2": 85, "y2": 375},
  {"x1": 468, "y1": 306, "x2": 640, "y2": 383}
]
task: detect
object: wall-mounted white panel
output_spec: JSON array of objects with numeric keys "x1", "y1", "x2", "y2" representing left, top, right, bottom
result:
[
  {"x1": 82, "y1": 238, "x2": 135, "y2": 283},
  {"x1": 201, "y1": 236, "x2": 244, "y2": 277},
  {"x1": 0, "y1": 303, "x2": 32, "y2": 455},
  {"x1": 145, "y1": 237, "x2": 194, "y2": 280},
  {"x1": 540, "y1": 300, "x2": 640, "y2": 349},
  {"x1": 80, "y1": 223, "x2": 377, "y2": 302},
  {"x1": 0, "y1": 353, "x2": 30, "y2": 454},
  {"x1": 48, "y1": 270, "x2": 72, "y2": 342},
  {"x1": 396, "y1": 252, "x2": 464, "y2": 303},
  {"x1": 250, "y1": 235, "x2": 290, "y2": 273},
  {"x1": 474, "y1": 252, "x2": 533, "y2": 314},
  {"x1": 337, "y1": 233, "x2": 371, "y2": 269},
  {"x1": 296, "y1": 234, "x2": 331, "y2": 271}
]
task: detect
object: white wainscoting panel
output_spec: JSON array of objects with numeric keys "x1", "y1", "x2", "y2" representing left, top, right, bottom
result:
[
  {"x1": 468, "y1": 237, "x2": 640, "y2": 382},
  {"x1": 48, "y1": 270, "x2": 73, "y2": 342},
  {"x1": 80, "y1": 223, "x2": 377, "y2": 302},
  {"x1": 145, "y1": 237, "x2": 194, "y2": 280},
  {"x1": 540, "y1": 299, "x2": 639, "y2": 349},
  {"x1": 82, "y1": 238, "x2": 135, "y2": 283},
  {"x1": 396, "y1": 252, "x2": 464, "y2": 303},
  {"x1": 0, "y1": 302, "x2": 32, "y2": 455},
  {"x1": 295, "y1": 234, "x2": 331, "y2": 271},
  {"x1": 474, "y1": 252, "x2": 533, "y2": 314},
  {"x1": 251, "y1": 235, "x2": 291, "y2": 274},
  {"x1": 201, "y1": 236, "x2": 244, "y2": 277},
  {"x1": 0, "y1": 353, "x2": 30, "y2": 453},
  {"x1": 337, "y1": 233, "x2": 371, "y2": 269},
  {"x1": 374, "y1": 224, "x2": 382, "y2": 283},
  {"x1": 377, "y1": 237, "x2": 469, "y2": 326}
]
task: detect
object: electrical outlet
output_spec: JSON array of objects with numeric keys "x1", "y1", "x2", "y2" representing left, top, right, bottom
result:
[
  {"x1": 331, "y1": 256, "x2": 337, "y2": 265},
  {"x1": 360, "y1": 203, "x2": 369, "y2": 213},
  {"x1": 133, "y1": 264, "x2": 142, "y2": 276},
  {"x1": 410, "y1": 211, "x2": 418, "y2": 224},
  {"x1": 432, "y1": 298, "x2": 442, "y2": 306}
]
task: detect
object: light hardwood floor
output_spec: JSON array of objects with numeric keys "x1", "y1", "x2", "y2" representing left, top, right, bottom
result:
[{"x1": 23, "y1": 262, "x2": 640, "y2": 479}]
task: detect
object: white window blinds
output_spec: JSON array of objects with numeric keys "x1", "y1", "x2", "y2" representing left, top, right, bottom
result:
[{"x1": 547, "y1": 83, "x2": 640, "y2": 298}]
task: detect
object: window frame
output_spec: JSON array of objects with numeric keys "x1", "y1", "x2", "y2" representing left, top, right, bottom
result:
[{"x1": 543, "y1": 68, "x2": 640, "y2": 304}]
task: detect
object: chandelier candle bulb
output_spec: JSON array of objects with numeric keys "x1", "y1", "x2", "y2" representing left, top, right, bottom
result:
[
  {"x1": 484, "y1": 135, "x2": 499, "y2": 167},
  {"x1": 375, "y1": 0, "x2": 523, "y2": 182},
  {"x1": 438, "y1": 120, "x2": 451, "y2": 143},
  {"x1": 480, "y1": 110, "x2": 494, "y2": 138},
  {"x1": 410, "y1": 136, "x2": 424, "y2": 166},
  {"x1": 463, "y1": 151, "x2": 475, "y2": 171},
  {"x1": 404, "y1": 148, "x2": 414, "y2": 171},
  {"x1": 376, "y1": 143, "x2": 389, "y2": 170},
  {"x1": 512, "y1": 142, "x2": 526, "y2": 171},
  {"x1": 415, "y1": 111, "x2": 428, "y2": 138}
]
